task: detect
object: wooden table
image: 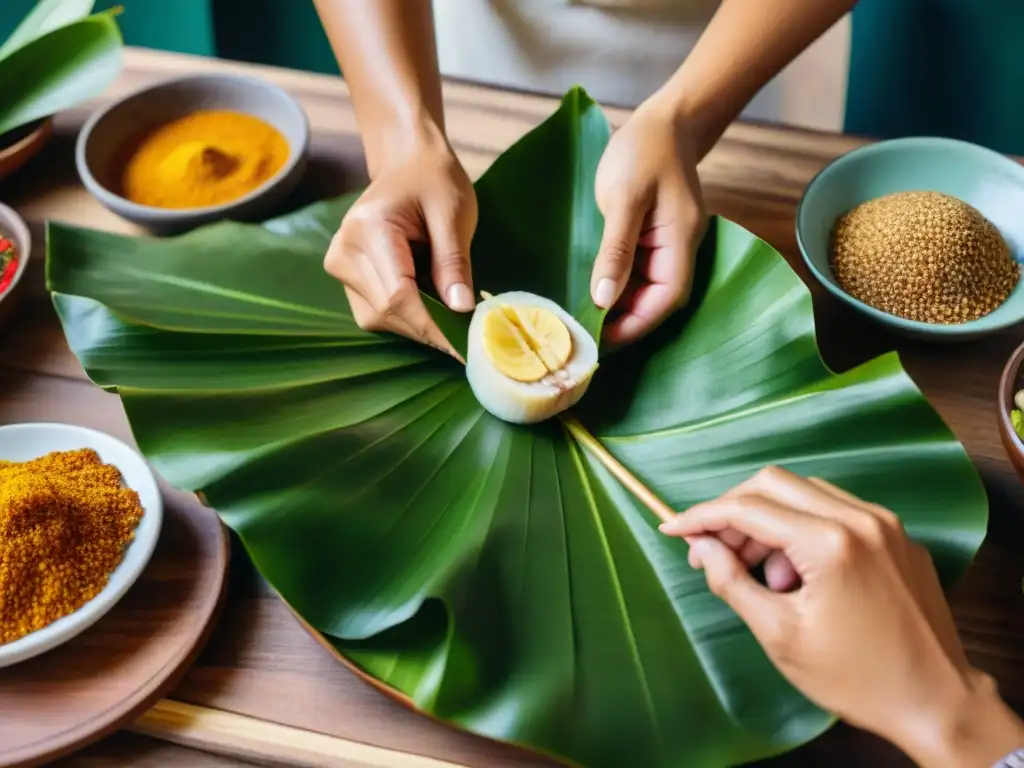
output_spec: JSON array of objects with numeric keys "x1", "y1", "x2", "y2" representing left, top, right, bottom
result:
[{"x1": 3, "y1": 48, "x2": 1023, "y2": 768}]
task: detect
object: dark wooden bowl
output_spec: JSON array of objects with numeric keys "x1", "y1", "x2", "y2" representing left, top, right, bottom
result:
[
  {"x1": 0, "y1": 118, "x2": 53, "y2": 183},
  {"x1": 997, "y1": 339, "x2": 1024, "y2": 482}
]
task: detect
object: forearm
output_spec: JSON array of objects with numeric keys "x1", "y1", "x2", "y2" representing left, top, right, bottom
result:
[
  {"x1": 313, "y1": 0, "x2": 446, "y2": 177},
  {"x1": 648, "y1": 0, "x2": 858, "y2": 160}
]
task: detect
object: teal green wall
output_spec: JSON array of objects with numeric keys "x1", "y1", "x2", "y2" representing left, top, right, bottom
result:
[
  {"x1": 846, "y1": 0, "x2": 1024, "y2": 155},
  {"x1": 3, "y1": 1, "x2": 1023, "y2": 155},
  {"x1": 0, "y1": 0, "x2": 216, "y2": 56},
  {"x1": 0, "y1": 0, "x2": 339, "y2": 74},
  {"x1": 99, "y1": 0, "x2": 217, "y2": 57},
  {"x1": 212, "y1": 0, "x2": 339, "y2": 75}
]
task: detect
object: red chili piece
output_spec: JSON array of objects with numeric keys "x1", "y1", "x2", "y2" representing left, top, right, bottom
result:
[{"x1": 0, "y1": 239, "x2": 18, "y2": 294}]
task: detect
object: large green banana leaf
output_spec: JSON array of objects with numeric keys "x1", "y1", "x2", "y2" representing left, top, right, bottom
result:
[
  {"x1": 0, "y1": 1, "x2": 122, "y2": 137},
  {"x1": 47, "y1": 88, "x2": 987, "y2": 768}
]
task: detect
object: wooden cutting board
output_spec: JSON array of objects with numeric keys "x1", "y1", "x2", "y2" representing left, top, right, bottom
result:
[{"x1": 0, "y1": 482, "x2": 229, "y2": 768}]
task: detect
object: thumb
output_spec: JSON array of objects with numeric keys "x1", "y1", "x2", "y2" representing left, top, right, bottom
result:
[
  {"x1": 690, "y1": 536, "x2": 781, "y2": 633},
  {"x1": 425, "y1": 203, "x2": 476, "y2": 313},
  {"x1": 592, "y1": 203, "x2": 644, "y2": 309}
]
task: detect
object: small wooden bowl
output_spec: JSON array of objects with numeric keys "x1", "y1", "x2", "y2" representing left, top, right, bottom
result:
[
  {"x1": 997, "y1": 339, "x2": 1024, "y2": 482},
  {"x1": 0, "y1": 201, "x2": 31, "y2": 329},
  {"x1": 0, "y1": 118, "x2": 53, "y2": 183}
]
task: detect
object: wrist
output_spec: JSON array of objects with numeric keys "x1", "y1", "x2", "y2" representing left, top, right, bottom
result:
[
  {"x1": 896, "y1": 670, "x2": 1024, "y2": 768},
  {"x1": 363, "y1": 110, "x2": 450, "y2": 180},
  {"x1": 641, "y1": 81, "x2": 720, "y2": 163}
]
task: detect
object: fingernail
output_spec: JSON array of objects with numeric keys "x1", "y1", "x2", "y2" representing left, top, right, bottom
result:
[
  {"x1": 594, "y1": 278, "x2": 617, "y2": 308},
  {"x1": 688, "y1": 538, "x2": 711, "y2": 570},
  {"x1": 447, "y1": 283, "x2": 474, "y2": 312}
]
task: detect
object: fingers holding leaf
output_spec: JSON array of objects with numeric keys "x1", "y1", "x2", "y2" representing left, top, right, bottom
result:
[
  {"x1": 591, "y1": 200, "x2": 646, "y2": 312},
  {"x1": 424, "y1": 180, "x2": 479, "y2": 314},
  {"x1": 598, "y1": 181, "x2": 703, "y2": 347},
  {"x1": 326, "y1": 216, "x2": 458, "y2": 358}
]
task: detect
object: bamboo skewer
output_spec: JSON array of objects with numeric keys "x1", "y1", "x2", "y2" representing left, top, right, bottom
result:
[
  {"x1": 450, "y1": 292, "x2": 677, "y2": 525},
  {"x1": 132, "y1": 699, "x2": 472, "y2": 768},
  {"x1": 560, "y1": 414, "x2": 677, "y2": 524}
]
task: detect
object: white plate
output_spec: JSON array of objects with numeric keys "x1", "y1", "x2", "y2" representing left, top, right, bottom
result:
[{"x1": 0, "y1": 423, "x2": 163, "y2": 668}]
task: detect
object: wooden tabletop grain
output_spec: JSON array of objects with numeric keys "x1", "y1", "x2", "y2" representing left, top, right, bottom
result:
[{"x1": 3, "y1": 48, "x2": 1023, "y2": 768}]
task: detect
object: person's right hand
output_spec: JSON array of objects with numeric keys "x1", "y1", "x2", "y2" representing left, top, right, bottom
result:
[
  {"x1": 324, "y1": 133, "x2": 478, "y2": 359},
  {"x1": 658, "y1": 467, "x2": 1024, "y2": 766}
]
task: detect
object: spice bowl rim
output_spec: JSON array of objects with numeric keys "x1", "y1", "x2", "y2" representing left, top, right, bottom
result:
[
  {"x1": 0, "y1": 117, "x2": 53, "y2": 184},
  {"x1": 0, "y1": 200, "x2": 31, "y2": 306},
  {"x1": 998, "y1": 339, "x2": 1024, "y2": 457},
  {"x1": 0, "y1": 422, "x2": 164, "y2": 669},
  {"x1": 795, "y1": 135, "x2": 1024, "y2": 339},
  {"x1": 75, "y1": 71, "x2": 311, "y2": 223}
]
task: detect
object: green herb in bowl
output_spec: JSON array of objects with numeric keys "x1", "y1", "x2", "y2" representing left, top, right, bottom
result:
[{"x1": 1011, "y1": 390, "x2": 1024, "y2": 441}]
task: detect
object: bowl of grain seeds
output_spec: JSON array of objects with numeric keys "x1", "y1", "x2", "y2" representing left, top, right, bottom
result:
[{"x1": 796, "y1": 136, "x2": 1024, "y2": 340}]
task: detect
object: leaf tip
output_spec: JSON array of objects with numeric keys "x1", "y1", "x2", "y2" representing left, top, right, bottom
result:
[{"x1": 562, "y1": 85, "x2": 598, "y2": 114}]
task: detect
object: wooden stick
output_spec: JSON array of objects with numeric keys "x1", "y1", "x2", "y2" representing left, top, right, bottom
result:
[
  {"x1": 465, "y1": 292, "x2": 674, "y2": 524},
  {"x1": 132, "y1": 699, "x2": 471, "y2": 768},
  {"x1": 560, "y1": 414, "x2": 677, "y2": 524}
]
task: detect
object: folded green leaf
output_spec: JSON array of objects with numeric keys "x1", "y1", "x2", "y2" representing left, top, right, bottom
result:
[
  {"x1": 0, "y1": 12, "x2": 122, "y2": 137},
  {"x1": 0, "y1": 0, "x2": 97, "y2": 63},
  {"x1": 469, "y1": 86, "x2": 610, "y2": 347},
  {"x1": 47, "y1": 88, "x2": 987, "y2": 768}
]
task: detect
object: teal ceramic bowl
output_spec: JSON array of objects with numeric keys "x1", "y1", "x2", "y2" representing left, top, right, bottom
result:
[{"x1": 796, "y1": 137, "x2": 1024, "y2": 340}]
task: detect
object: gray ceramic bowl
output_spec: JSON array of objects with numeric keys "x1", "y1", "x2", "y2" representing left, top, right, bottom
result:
[
  {"x1": 0, "y1": 201, "x2": 31, "y2": 328},
  {"x1": 76, "y1": 73, "x2": 310, "y2": 233}
]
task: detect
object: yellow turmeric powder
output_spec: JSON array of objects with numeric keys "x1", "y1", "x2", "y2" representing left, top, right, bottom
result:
[
  {"x1": 120, "y1": 109, "x2": 290, "y2": 210},
  {"x1": 0, "y1": 449, "x2": 145, "y2": 644}
]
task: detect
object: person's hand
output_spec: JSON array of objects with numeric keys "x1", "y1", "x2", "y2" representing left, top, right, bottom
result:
[
  {"x1": 590, "y1": 99, "x2": 707, "y2": 347},
  {"x1": 324, "y1": 132, "x2": 478, "y2": 359},
  {"x1": 659, "y1": 467, "x2": 1024, "y2": 766}
]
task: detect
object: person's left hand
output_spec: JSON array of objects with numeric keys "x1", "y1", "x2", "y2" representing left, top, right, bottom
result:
[{"x1": 590, "y1": 100, "x2": 707, "y2": 347}]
